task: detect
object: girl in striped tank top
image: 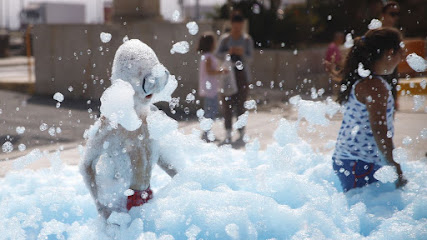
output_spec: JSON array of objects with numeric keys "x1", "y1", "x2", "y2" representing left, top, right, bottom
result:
[{"x1": 332, "y1": 28, "x2": 407, "y2": 192}]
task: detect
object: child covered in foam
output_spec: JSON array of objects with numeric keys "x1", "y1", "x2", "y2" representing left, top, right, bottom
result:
[{"x1": 80, "y1": 39, "x2": 178, "y2": 219}]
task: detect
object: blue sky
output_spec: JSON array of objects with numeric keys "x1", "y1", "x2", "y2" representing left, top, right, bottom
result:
[{"x1": 0, "y1": 0, "x2": 226, "y2": 29}]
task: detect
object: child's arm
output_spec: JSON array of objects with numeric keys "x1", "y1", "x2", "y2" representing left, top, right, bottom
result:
[
  {"x1": 356, "y1": 78, "x2": 407, "y2": 188},
  {"x1": 157, "y1": 156, "x2": 178, "y2": 177},
  {"x1": 80, "y1": 120, "x2": 112, "y2": 218},
  {"x1": 205, "y1": 57, "x2": 227, "y2": 76}
]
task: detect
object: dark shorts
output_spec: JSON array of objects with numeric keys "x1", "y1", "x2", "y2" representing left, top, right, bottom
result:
[
  {"x1": 126, "y1": 187, "x2": 153, "y2": 211},
  {"x1": 332, "y1": 158, "x2": 382, "y2": 192}
]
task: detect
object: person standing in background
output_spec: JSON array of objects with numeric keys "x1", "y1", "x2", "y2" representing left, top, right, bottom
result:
[
  {"x1": 197, "y1": 32, "x2": 227, "y2": 142},
  {"x1": 215, "y1": 14, "x2": 254, "y2": 144},
  {"x1": 381, "y1": 1, "x2": 401, "y2": 110},
  {"x1": 381, "y1": 1, "x2": 400, "y2": 28},
  {"x1": 332, "y1": 28, "x2": 407, "y2": 192},
  {"x1": 325, "y1": 32, "x2": 345, "y2": 70},
  {"x1": 324, "y1": 32, "x2": 345, "y2": 96}
]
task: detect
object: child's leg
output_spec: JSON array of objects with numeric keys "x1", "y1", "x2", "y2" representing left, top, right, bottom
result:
[
  {"x1": 222, "y1": 95, "x2": 233, "y2": 132},
  {"x1": 234, "y1": 70, "x2": 249, "y2": 138},
  {"x1": 204, "y1": 97, "x2": 218, "y2": 119}
]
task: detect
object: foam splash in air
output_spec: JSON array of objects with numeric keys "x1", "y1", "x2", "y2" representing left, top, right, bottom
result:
[
  {"x1": 100, "y1": 32, "x2": 112, "y2": 43},
  {"x1": 53, "y1": 92, "x2": 64, "y2": 102},
  {"x1": 344, "y1": 33, "x2": 354, "y2": 48},
  {"x1": 368, "y1": 19, "x2": 382, "y2": 30},
  {"x1": 406, "y1": 53, "x2": 427, "y2": 72},
  {"x1": 186, "y1": 21, "x2": 199, "y2": 35},
  {"x1": 170, "y1": 41, "x2": 190, "y2": 54},
  {"x1": 358, "y1": 62, "x2": 371, "y2": 77}
]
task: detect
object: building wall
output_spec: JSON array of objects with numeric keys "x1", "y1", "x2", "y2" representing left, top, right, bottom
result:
[
  {"x1": 112, "y1": 0, "x2": 160, "y2": 21},
  {"x1": 33, "y1": 22, "x2": 333, "y2": 109}
]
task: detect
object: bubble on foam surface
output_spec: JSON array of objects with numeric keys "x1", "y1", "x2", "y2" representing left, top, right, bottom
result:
[{"x1": 100, "y1": 79, "x2": 142, "y2": 131}]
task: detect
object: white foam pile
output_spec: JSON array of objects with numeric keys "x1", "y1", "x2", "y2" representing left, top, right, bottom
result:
[{"x1": 1, "y1": 96, "x2": 426, "y2": 239}]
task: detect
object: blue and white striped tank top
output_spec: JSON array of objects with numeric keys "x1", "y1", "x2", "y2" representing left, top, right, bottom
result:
[{"x1": 333, "y1": 76, "x2": 394, "y2": 166}]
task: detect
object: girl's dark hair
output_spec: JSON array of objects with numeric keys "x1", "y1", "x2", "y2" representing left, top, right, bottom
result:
[
  {"x1": 337, "y1": 27, "x2": 402, "y2": 104},
  {"x1": 197, "y1": 32, "x2": 215, "y2": 53}
]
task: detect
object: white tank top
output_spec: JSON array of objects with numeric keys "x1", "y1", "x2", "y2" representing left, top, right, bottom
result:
[{"x1": 333, "y1": 76, "x2": 394, "y2": 165}]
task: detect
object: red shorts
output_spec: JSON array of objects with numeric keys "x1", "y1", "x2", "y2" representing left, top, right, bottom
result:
[{"x1": 126, "y1": 187, "x2": 153, "y2": 211}]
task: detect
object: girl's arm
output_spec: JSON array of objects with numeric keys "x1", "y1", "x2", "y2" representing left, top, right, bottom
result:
[
  {"x1": 205, "y1": 57, "x2": 227, "y2": 75},
  {"x1": 356, "y1": 78, "x2": 407, "y2": 188}
]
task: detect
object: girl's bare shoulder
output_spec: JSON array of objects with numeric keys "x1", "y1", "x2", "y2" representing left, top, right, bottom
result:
[{"x1": 355, "y1": 77, "x2": 389, "y2": 104}]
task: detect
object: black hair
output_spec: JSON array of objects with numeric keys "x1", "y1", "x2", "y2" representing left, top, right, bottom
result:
[
  {"x1": 337, "y1": 27, "x2": 402, "y2": 104},
  {"x1": 197, "y1": 32, "x2": 215, "y2": 53},
  {"x1": 231, "y1": 14, "x2": 244, "y2": 23},
  {"x1": 382, "y1": 1, "x2": 400, "y2": 14}
]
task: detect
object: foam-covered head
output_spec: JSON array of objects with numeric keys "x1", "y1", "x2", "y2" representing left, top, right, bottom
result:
[{"x1": 111, "y1": 39, "x2": 169, "y2": 99}]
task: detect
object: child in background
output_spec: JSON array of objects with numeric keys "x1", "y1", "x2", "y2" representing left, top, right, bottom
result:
[
  {"x1": 198, "y1": 32, "x2": 227, "y2": 142},
  {"x1": 332, "y1": 28, "x2": 407, "y2": 192}
]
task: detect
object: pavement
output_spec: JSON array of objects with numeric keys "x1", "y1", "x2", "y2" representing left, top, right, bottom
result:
[{"x1": 0, "y1": 56, "x2": 426, "y2": 177}]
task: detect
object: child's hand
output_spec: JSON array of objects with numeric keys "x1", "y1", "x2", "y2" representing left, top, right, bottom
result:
[
  {"x1": 396, "y1": 174, "x2": 408, "y2": 189},
  {"x1": 229, "y1": 47, "x2": 244, "y2": 56},
  {"x1": 233, "y1": 47, "x2": 244, "y2": 56},
  {"x1": 221, "y1": 69, "x2": 230, "y2": 74}
]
